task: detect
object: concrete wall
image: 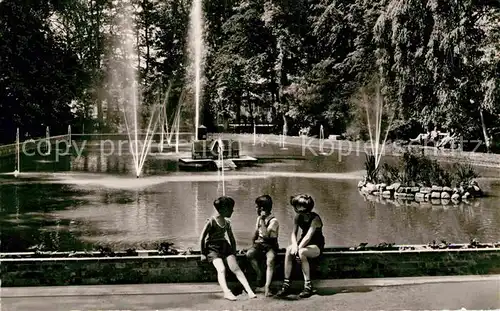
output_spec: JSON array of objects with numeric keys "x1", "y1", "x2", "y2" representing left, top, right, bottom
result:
[{"x1": 2, "y1": 248, "x2": 500, "y2": 287}]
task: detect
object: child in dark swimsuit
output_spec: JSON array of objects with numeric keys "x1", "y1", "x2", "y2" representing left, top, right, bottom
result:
[
  {"x1": 200, "y1": 196, "x2": 257, "y2": 301},
  {"x1": 276, "y1": 194, "x2": 325, "y2": 298},
  {"x1": 246, "y1": 195, "x2": 280, "y2": 296}
]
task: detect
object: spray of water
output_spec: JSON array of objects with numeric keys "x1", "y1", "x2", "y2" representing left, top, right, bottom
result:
[
  {"x1": 14, "y1": 128, "x2": 20, "y2": 176},
  {"x1": 188, "y1": 0, "x2": 205, "y2": 141},
  {"x1": 319, "y1": 124, "x2": 326, "y2": 155},
  {"x1": 363, "y1": 84, "x2": 394, "y2": 169},
  {"x1": 217, "y1": 138, "x2": 226, "y2": 196},
  {"x1": 115, "y1": 5, "x2": 168, "y2": 177},
  {"x1": 280, "y1": 115, "x2": 288, "y2": 150}
]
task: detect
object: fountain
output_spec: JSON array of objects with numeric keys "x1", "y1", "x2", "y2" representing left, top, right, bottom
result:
[
  {"x1": 188, "y1": 0, "x2": 205, "y2": 141},
  {"x1": 67, "y1": 125, "x2": 72, "y2": 145},
  {"x1": 216, "y1": 137, "x2": 226, "y2": 196},
  {"x1": 253, "y1": 123, "x2": 257, "y2": 146},
  {"x1": 280, "y1": 115, "x2": 288, "y2": 150},
  {"x1": 364, "y1": 85, "x2": 393, "y2": 169},
  {"x1": 319, "y1": 124, "x2": 327, "y2": 155},
  {"x1": 178, "y1": 0, "x2": 256, "y2": 169},
  {"x1": 14, "y1": 128, "x2": 20, "y2": 177},
  {"x1": 115, "y1": 4, "x2": 165, "y2": 177}
]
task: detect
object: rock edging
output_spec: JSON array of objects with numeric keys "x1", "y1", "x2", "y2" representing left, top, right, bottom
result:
[{"x1": 357, "y1": 179, "x2": 484, "y2": 205}]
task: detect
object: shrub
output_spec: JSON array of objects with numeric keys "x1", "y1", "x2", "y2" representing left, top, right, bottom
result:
[
  {"x1": 364, "y1": 154, "x2": 379, "y2": 183},
  {"x1": 376, "y1": 150, "x2": 474, "y2": 186},
  {"x1": 451, "y1": 162, "x2": 479, "y2": 186}
]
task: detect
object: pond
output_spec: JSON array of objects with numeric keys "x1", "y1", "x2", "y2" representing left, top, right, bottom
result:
[{"x1": 1, "y1": 138, "x2": 499, "y2": 252}]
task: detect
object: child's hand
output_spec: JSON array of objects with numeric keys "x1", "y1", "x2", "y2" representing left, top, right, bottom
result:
[
  {"x1": 200, "y1": 254, "x2": 207, "y2": 262},
  {"x1": 290, "y1": 244, "x2": 298, "y2": 255}
]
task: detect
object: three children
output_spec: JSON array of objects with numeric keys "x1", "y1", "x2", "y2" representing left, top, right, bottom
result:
[{"x1": 200, "y1": 193, "x2": 324, "y2": 300}]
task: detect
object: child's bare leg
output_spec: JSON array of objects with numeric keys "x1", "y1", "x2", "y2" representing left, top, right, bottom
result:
[
  {"x1": 246, "y1": 249, "x2": 262, "y2": 286},
  {"x1": 297, "y1": 246, "x2": 321, "y2": 298},
  {"x1": 298, "y1": 246, "x2": 320, "y2": 282},
  {"x1": 227, "y1": 255, "x2": 257, "y2": 298},
  {"x1": 213, "y1": 258, "x2": 236, "y2": 300},
  {"x1": 276, "y1": 245, "x2": 294, "y2": 297},
  {"x1": 284, "y1": 245, "x2": 293, "y2": 279},
  {"x1": 264, "y1": 250, "x2": 276, "y2": 296}
]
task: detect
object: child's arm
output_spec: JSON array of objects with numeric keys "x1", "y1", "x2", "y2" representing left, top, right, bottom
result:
[
  {"x1": 199, "y1": 220, "x2": 210, "y2": 260},
  {"x1": 227, "y1": 222, "x2": 237, "y2": 253},
  {"x1": 251, "y1": 218, "x2": 259, "y2": 243},
  {"x1": 290, "y1": 215, "x2": 300, "y2": 254},
  {"x1": 259, "y1": 217, "x2": 278, "y2": 238},
  {"x1": 298, "y1": 216, "x2": 322, "y2": 249}
]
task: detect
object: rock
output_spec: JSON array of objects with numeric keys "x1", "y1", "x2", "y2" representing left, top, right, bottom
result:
[
  {"x1": 396, "y1": 186, "x2": 405, "y2": 193},
  {"x1": 379, "y1": 183, "x2": 387, "y2": 190},
  {"x1": 441, "y1": 192, "x2": 451, "y2": 199},
  {"x1": 410, "y1": 187, "x2": 420, "y2": 193},
  {"x1": 432, "y1": 186, "x2": 443, "y2": 192},
  {"x1": 420, "y1": 187, "x2": 432, "y2": 194},
  {"x1": 404, "y1": 193, "x2": 415, "y2": 199},
  {"x1": 431, "y1": 192, "x2": 441, "y2": 199},
  {"x1": 365, "y1": 183, "x2": 377, "y2": 194},
  {"x1": 389, "y1": 182, "x2": 401, "y2": 191},
  {"x1": 382, "y1": 191, "x2": 392, "y2": 198},
  {"x1": 373, "y1": 191, "x2": 380, "y2": 196},
  {"x1": 451, "y1": 193, "x2": 461, "y2": 201},
  {"x1": 472, "y1": 185, "x2": 483, "y2": 197},
  {"x1": 395, "y1": 198, "x2": 405, "y2": 206},
  {"x1": 462, "y1": 192, "x2": 471, "y2": 200},
  {"x1": 441, "y1": 198, "x2": 451, "y2": 205},
  {"x1": 424, "y1": 193, "x2": 431, "y2": 201},
  {"x1": 430, "y1": 198, "x2": 441, "y2": 205},
  {"x1": 415, "y1": 193, "x2": 425, "y2": 202},
  {"x1": 357, "y1": 180, "x2": 365, "y2": 188},
  {"x1": 443, "y1": 186, "x2": 453, "y2": 192}
]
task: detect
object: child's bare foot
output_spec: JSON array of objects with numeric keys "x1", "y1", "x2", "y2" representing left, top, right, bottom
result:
[
  {"x1": 255, "y1": 286, "x2": 265, "y2": 293},
  {"x1": 264, "y1": 287, "x2": 272, "y2": 297},
  {"x1": 247, "y1": 291, "x2": 257, "y2": 299},
  {"x1": 223, "y1": 291, "x2": 237, "y2": 301}
]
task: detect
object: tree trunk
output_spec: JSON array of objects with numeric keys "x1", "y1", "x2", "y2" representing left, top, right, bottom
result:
[
  {"x1": 479, "y1": 108, "x2": 490, "y2": 152},
  {"x1": 143, "y1": 0, "x2": 150, "y2": 76}
]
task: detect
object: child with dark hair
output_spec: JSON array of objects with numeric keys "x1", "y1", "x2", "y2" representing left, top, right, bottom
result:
[
  {"x1": 200, "y1": 196, "x2": 257, "y2": 300},
  {"x1": 276, "y1": 194, "x2": 325, "y2": 298},
  {"x1": 246, "y1": 194, "x2": 280, "y2": 296}
]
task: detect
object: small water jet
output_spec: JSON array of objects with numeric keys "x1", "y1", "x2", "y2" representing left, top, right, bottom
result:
[
  {"x1": 280, "y1": 116, "x2": 288, "y2": 150},
  {"x1": 67, "y1": 125, "x2": 72, "y2": 145},
  {"x1": 14, "y1": 128, "x2": 20, "y2": 177},
  {"x1": 253, "y1": 123, "x2": 257, "y2": 146},
  {"x1": 319, "y1": 124, "x2": 328, "y2": 155},
  {"x1": 216, "y1": 137, "x2": 226, "y2": 196}
]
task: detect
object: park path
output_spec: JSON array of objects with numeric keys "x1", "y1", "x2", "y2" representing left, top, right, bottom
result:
[{"x1": 2, "y1": 275, "x2": 499, "y2": 311}]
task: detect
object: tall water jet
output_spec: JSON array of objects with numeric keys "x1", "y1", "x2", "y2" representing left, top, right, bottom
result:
[{"x1": 187, "y1": 0, "x2": 206, "y2": 140}]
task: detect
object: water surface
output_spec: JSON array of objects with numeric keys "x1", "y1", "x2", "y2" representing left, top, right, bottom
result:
[{"x1": 1, "y1": 141, "x2": 499, "y2": 252}]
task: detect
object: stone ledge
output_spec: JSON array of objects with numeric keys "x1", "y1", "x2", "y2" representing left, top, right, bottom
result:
[{"x1": 1, "y1": 247, "x2": 499, "y2": 287}]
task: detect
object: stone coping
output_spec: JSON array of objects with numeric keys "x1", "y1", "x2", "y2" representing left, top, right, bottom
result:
[{"x1": 2, "y1": 244, "x2": 499, "y2": 261}]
